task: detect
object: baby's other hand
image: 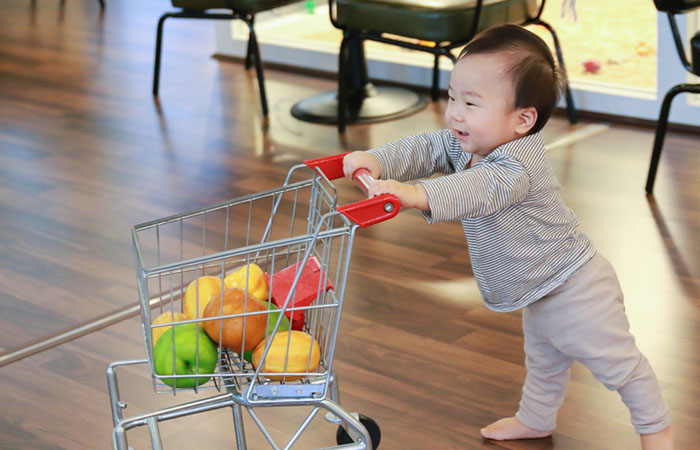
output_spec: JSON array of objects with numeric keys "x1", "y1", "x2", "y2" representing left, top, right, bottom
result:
[
  {"x1": 368, "y1": 179, "x2": 429, "y2": 211},
  {"x1": 342, "y1": 151, "x2": 381, "y2": 180}
]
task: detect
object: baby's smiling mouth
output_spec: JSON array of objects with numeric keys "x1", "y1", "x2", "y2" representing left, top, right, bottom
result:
[{"x1": 455, "y1": 129, "x2": 469, "y2": 138}]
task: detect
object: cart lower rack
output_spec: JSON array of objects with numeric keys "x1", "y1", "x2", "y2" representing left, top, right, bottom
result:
[{"x1": 106, "y1": 154, "x2": 398, "y2": 449}]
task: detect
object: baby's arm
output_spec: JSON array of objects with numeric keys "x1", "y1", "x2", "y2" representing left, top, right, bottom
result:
[
  {"x1": 342, "y1": 130, "x2": 454, "y2": 211},
  {"x1": 345, "y1": 130, "x2": 454, "y2": 183},
  {"x1": 418, "y1": 157, "x2": 530, "y2": 223},
  {"x1": 369, "y1": 179, "x2": 429, "y2": 210},
  {"x1": 342, "y1": 152, "x2": 429, "y2": 210}
]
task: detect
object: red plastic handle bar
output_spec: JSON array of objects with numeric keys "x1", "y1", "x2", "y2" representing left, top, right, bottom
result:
[
  {"x1": 303, "y1": 152, "x2": 350, "y2": 180},
  {"x1": 304, "y1": 154, "x2": 400, "y2": 227}
]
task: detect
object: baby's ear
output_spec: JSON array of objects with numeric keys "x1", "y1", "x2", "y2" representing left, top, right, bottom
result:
[{"x1": 515, "y1": 107, "x2": 538, "y2": 135}]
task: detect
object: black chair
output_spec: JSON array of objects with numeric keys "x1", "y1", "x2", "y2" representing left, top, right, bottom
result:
[
  {"x1": 153, "y1": 0, "x2": 300, "y2": 116},
  {"x1": 292, "y1": 0, "x2": 577, "y2": 133},
  {"x1": 646, "y1": 0, "x2": 700, "y2": 193}
]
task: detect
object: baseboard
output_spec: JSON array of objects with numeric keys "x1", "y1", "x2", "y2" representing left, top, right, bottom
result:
[{"x1": 556, "y1": 109, "x2": 700, "y2": 135}]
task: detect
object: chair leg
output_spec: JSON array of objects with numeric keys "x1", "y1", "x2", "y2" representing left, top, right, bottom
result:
[
  {"x1": 153, "y1": 13, "x2": 173, "y2": 97},
  {"x1": 245, "y1": 20, "x2": 269, "y2": 116},
  {"x1": 536, "y1": 20, "x2": 578, "y2": 124},
  {"x1": 431, "y1": 54, "x2": 440, "y2": 102},
  {"x1": 337, "y1": 33, "x2": 351, "y2": 133},
  {"x1": 245, "y1": 16, "x2": 255, "y2": 70},
  {"x1": 98, "y1": 0, "x2": 105, "y2": 9},
  {"x1": 645, "y1": 83, "x2": 700, "y2": 194}
]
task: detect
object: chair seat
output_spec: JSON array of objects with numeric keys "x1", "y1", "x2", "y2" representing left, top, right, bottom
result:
[
  {"x1": 654, "y1": 0, "x2": 700, "y2": 13},
  {"x1": 172, "y1": 0, "x2": 298, "y2": 14},
  {"x1": 335, "y1": 0, "x2": 538, "y2": 43}
]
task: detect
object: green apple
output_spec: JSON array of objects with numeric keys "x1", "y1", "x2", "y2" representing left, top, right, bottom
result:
[
  {"x1": 243, "y1": 302, "x2": 290, "y2": 363},
  {"x1": 153, "y1": 323, "x2": 218, "y2": 388}
]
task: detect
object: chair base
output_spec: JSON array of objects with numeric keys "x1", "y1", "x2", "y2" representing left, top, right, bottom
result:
[{"x1": 291, "y1": 84, "x2": 428, "y2": 125}]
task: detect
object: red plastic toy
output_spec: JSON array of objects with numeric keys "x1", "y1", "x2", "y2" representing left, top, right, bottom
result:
[{"x1": 264, "y1": 256, "x2": 334, "y2": 330}]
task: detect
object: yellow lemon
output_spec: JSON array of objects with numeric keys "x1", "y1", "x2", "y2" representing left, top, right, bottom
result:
[
  {"x1": 151, "y1": 311, "x2": 187, "y2": 346},
  {"x1": 224, "y1": 264, "x2": 269, "y2": 301},
  {"x1": 183, "y1": 276, "x2": 222, "y2": 320},
  {"x1": 252, "y1": 330, "x2": 321, "y2": 381}
]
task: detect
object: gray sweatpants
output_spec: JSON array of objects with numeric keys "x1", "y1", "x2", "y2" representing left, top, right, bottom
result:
[{"x1": 515, "y1": 252, "x2": 671, "y2": 435}]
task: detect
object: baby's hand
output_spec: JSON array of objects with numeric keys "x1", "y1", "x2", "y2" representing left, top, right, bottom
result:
[
  {"x1": 343, "y1": 151, "x2": 381, "y2": 180},
  {"x1": 369, "y1": 179, "x2": 429, "y2": 211}
]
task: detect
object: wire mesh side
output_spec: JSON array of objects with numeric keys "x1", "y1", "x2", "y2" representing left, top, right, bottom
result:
[{"x1": 131, "y1": 172, "x2": 356, "y2": 398}]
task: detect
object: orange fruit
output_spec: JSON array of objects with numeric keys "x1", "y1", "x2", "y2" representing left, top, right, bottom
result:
[{"x1": 202, "y1": 288, "x2": 268, "y2": 352}]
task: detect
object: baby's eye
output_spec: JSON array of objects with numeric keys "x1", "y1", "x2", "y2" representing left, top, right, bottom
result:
[
  {"x1": 448, "y1": 95, "x2": 455, "y2": 102},
  {"x1": 466, "y1": 102, "x2": 476, "y2": 107}
]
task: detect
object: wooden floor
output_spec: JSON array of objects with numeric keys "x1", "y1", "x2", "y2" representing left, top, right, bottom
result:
[{"x1": 1, "y1": 0, "x2": 699, "y2": 449}]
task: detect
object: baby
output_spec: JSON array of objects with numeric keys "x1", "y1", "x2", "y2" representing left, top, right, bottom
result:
[{"x1": 343, "y1": 25, "x2": 673, "y2": 449}]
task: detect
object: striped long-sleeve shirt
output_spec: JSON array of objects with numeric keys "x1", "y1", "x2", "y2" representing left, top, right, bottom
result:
[{"x1": 368, "y1": 130, "x2": 596, "y2": 312}]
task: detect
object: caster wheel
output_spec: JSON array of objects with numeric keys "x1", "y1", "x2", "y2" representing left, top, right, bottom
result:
[{"x1": 336, "y1": 414, "x2": 381, "y2": 449}]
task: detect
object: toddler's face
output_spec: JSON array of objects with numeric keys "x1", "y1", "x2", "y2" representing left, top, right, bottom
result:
[{"x1": 445, "y1": 54, "x2": 524, "y2": 157}]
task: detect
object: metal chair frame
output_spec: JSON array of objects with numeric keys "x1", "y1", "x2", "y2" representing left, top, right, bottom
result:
[
  {"x1": 153, "y1": 7, "x2": 269, "y2": 116},
  {"x1": 646, "y1": 10, "x2": 700, "y2": 194}
]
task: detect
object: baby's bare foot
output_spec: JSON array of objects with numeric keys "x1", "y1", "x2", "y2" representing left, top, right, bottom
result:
[{"x1": 480, "y1": 417, "x2": 552, "y2": 440}]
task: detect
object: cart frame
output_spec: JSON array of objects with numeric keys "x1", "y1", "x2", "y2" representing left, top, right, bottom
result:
[{"x1": 107, "y1": 155, "x2": 398, "y2": 449}]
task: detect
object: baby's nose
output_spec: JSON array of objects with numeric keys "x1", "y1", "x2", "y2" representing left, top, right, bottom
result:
[{"x1": 449, "y1": 109, "x2": 464, "y2": 122}]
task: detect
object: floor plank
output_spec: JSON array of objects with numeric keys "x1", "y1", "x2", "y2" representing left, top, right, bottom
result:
[{"x1": 1, "y1": 0, "x2": 699, "y2": 449}]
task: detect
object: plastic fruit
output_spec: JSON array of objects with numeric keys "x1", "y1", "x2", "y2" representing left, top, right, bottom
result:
[
  {"x1": 252, "y1": 330, "x2": 321, "y2": 381},
  {"x1": 153, "y1": 323, "x2": 218, "y2": 388},
  {"x1": 202, "y1": 288, "x2": 268, "y2": 353},
  {"x1": 183, "y1": 276, "x2": 222, "y2": 320},
  {"x1": 224, "y1": 264, "x2": 269, "y2": 301},
  {"x1": 243, "y1": 302, "x2": 290, "y2": 363},
  {"x1": 151, "y1": 311, "x2": 187, "y2": 346}
]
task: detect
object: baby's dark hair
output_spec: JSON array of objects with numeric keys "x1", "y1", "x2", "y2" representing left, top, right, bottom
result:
[{"x1": 458, "y1": 24, "x2": 564, "y2": 134}]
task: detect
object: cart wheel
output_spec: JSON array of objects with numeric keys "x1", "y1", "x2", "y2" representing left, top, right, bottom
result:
[{"x1": 336, "y1": 414, "x2": 381, "y2": 449}]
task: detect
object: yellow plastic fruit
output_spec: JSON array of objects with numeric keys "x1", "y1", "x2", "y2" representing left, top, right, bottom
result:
[
  {"x1": 151, "y1": 311, "x2": 188, "y2": 346},
  {"x1": 224, "y1": 264, "x2": 269, "y2": 301},
  {"x1": 252, "y1": 330, "x2": 321, "y2": 381},
  {"x1": 183, "y1": 276, "x2": 222, "y2": 320}
]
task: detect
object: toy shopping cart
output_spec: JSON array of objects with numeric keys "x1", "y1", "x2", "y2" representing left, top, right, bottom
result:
[{"x1": 106, "y1": 154, "x2": 399, "y2": 450}]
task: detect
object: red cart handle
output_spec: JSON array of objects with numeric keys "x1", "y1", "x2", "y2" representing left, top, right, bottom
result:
[{"x1": 304, "y1": 153, "x2": 400, "y2": 227}]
